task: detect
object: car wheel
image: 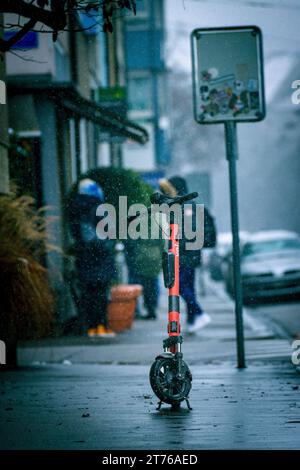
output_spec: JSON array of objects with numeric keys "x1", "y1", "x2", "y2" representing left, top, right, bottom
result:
[
  {"x1": 242, "y1": 296, "x2": 251, "y2": 306},
  {"x1": 225, "y1": 280, "x2": 233, "y2": 298}
]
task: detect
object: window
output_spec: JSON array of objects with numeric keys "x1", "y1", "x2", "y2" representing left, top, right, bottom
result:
[
  {"x1": 128, "y1": 75, "x2": 152, "y2": 112},
  {"x1": 129, "y1": 0, "x2": 149, "y2": 19},
  {"x1": 243, "y1": 239, "x2": 300, "y2": 257},
  {"x1": 99, "y1": 32, "x2": 108, "y2": 87},
  {"x1": 157, "y1": 73, "x2": 168, "y2": 116},
  {"x1": 69, "y1": 119, "x2": 78, "y2": 184},
  {"x1": 79, "y1": 119, "x2": 88, "y2": 173},
  {"x1": 9, "y1": 135, "x2": 42, "y2": 207},
  {"x1": 124, "y1": 0, "x2": 151, "y2": 31}
]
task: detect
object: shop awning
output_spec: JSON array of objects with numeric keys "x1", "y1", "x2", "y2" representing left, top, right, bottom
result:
[
  {"x1": 56, "y1": 86, "x2": 148, "y2": 144},
  {"x1": 8, "y1": 79, "x2": 149, "y2": 145}
]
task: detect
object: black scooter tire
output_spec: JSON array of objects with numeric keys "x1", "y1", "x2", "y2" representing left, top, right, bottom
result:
[{"x1": 149, "y1": 357, "x2": 192, "y2": 406}]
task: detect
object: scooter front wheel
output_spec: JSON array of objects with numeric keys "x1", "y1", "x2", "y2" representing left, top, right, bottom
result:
[{"x1": 149, "y1": 356, "x2": 192, "y2": 406}]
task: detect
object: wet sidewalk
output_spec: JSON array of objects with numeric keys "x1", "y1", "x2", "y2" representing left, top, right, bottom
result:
[
  {"x1": 1, "y1": 272, "x2": 299, "y2": 450},
  {"x1": 1, "y1": 362, "x2": 300, "y2": 450},
  {"x1": 18, "y1": 272, "x2": 292, "y2": 366}
]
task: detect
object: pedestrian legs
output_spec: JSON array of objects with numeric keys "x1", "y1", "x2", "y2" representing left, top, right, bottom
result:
[
  {"x1": 180, "y1": 266, "x2": 203, "y2": 324},
  {"x1": 79, "y1": 281, "x2": 109, "y2": 329}
]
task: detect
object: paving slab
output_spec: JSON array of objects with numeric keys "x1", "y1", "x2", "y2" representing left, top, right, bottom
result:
[{"x1": 1, "y1": 363, "x2": 299, "y2": 450}]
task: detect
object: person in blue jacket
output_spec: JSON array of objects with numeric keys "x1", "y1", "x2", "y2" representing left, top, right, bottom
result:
[
  {"x1": 67, "y1": 179, "x2": 116, "y2": 337},
  {"x1": 159, "y1": 176, "x2": 212, "y2": 333}
]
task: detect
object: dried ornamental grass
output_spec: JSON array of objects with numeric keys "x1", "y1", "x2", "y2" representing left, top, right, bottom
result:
[{"x1": 0, "y1": 192, "x2": 54, "y2": 341}]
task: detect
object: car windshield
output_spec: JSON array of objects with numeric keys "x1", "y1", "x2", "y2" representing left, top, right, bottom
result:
[{"x1": 243, "y1": 238, "x2": 300, "y2": 257}]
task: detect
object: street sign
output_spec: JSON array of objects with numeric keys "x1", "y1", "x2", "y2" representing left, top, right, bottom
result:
[
  {"x1": 98, "y1": 86, "x2": 127, "y2": 101},
  {"x1": 98, "y1": 86, "x2": 127, "y2": 117},
  {"x1": 98, "y1": 87, "x2": 127, "y2": 143},
  {"x1": 190, "y1": 26, "x2": 266, "y2": 369},
  {"x1": 191, "y1": 26, "x2": 265, "y2": 124}
]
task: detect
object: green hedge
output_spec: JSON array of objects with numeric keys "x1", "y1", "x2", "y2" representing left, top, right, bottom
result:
[
  {"x1": 65, "y1": 167, "x2": 154, "y2": 235},
  {"x1": 84, "y1": 167, "x2": 153, "y2": 209}
]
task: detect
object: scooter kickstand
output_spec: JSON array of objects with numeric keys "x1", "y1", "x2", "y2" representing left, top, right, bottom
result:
[
  {"x1": 156, "y1": 401, "x2": 163, "y2": 411},
  {"x1": 185, "y1": 397, "x2": 193, "y2": 411}
]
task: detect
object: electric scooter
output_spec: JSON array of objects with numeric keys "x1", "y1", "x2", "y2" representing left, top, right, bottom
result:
[{"x1": 141, "y1": 191, "x2": 198, "y2": 411}]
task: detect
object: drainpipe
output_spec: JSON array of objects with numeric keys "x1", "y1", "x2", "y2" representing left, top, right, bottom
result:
[
  {"x1": 107, "y1": 15, "x2": 124, "y2": 168},
  {"x1": 0, "y1": 13, "x2": 9, "y2": 194}
]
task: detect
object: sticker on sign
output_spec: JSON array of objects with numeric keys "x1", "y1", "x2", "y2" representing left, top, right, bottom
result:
[{"x1": 191, "y1": 26, "x2": 265, "y2": 124}]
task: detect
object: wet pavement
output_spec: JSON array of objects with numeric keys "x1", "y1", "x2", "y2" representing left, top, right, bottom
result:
[
  {"x1": 1, "y1": 273, "x2": 299, "y2": 450},
  {"x1": 1, "y1": 363, "x2": 300, "y2": 450}
]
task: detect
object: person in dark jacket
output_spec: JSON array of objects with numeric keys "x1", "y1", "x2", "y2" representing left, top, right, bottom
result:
[
  {"x1": 67, "y1": 179, "x2": 116, "y2": 337},
  {"x1": 159, "y1": 176, "x2": 211, "y2": 333},
  {"x1": 125, "y1": 236, "x2": 162, "y2": 319}
]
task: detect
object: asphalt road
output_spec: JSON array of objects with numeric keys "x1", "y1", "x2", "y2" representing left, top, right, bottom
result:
[
  {"x1": 208, "y1": 271, "x2": 300, "y2": 339},
  {"x1": 247, "y1": 299, "x2": 300, "y2": 339}
]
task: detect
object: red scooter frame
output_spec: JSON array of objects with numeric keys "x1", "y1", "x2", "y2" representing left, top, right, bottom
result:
[
  {"x1": 149, "y1": 191, "x2": 198, "y2": 410},
  {"x1": 168, "y1": 219, "x2": 180, "y2": 345}
]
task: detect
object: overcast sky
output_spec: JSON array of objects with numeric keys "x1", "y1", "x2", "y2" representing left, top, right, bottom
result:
[{"x1": 165, "y1": 0, "x2": 300, "y2": 102}]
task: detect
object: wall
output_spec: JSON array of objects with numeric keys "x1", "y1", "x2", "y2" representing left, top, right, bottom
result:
[{"x1": 5, "y1": 15, "x2": 56, "y2": 78}]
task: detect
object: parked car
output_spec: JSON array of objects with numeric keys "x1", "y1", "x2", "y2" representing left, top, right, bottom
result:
[
  {"x1": 225, "y1": 230, "x2": 300, "y2": 304},
  {"x1": 209, "y1": 231, "x2": 249, "y2": 281}
]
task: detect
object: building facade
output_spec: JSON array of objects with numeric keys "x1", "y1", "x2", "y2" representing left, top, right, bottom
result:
[
  {"x1": 5, "y1": 9, "x2": 148, "y2": 320},
  {"x1": 123, "y1": 0, "x2": 171, "y2": 180}
]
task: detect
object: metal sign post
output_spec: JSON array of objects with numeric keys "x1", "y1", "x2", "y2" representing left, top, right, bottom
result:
[
  {"x1": 225, "y1": 121, "x2": 245, "y2": 368},
  {"x1": 191, "y1": 26, "x2": 266, "y2": 369}
]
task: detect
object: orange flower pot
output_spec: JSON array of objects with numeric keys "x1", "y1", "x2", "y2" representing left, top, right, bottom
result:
[{"x1": 108, "y1": 284, "x2": 142, "y2": 333}]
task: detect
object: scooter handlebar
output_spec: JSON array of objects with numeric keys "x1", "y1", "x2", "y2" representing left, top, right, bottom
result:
[
  {"x1": 150, "y1": 191, "x2": 198, "y2": 206},
  {"x1": 127, "y1": 192, "x2": 198, "y2": 222},
  {"x1": 173, "y1": 191, "x2": 199, "y2": 205}
]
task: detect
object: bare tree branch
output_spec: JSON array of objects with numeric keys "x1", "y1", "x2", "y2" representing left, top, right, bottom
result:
[
  {"x1": 0, "y1": 17, "x2": 36, "y2": 52},
  {"x1": 0, "y1": 0, "x2": 67, "y2": 31},
  {"x1": 0, "y1": 0, "x2": 137, "y2": 52}
]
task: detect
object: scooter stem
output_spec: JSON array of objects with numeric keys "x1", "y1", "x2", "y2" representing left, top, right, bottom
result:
[{"x1": 168, "y1": 215, "x2": 181, "y2": 354}]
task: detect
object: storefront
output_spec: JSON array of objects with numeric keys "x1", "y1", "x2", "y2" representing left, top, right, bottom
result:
[{"x1": 8, "y1": 79, "x2": 148, "y2": 321}]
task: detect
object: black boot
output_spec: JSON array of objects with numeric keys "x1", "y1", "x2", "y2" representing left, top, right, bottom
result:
[{"x1": 144, "y1": 310, "x2": 157, "y2": 320}]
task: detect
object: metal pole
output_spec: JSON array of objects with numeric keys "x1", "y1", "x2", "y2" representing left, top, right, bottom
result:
[{"x1": 225, "y1": 121, "x2": 246, "y2": 369}]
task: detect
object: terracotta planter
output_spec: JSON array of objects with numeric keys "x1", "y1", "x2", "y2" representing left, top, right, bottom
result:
[{"x1": 108, "y1": 284, "x2": 142, "y2": 333}]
